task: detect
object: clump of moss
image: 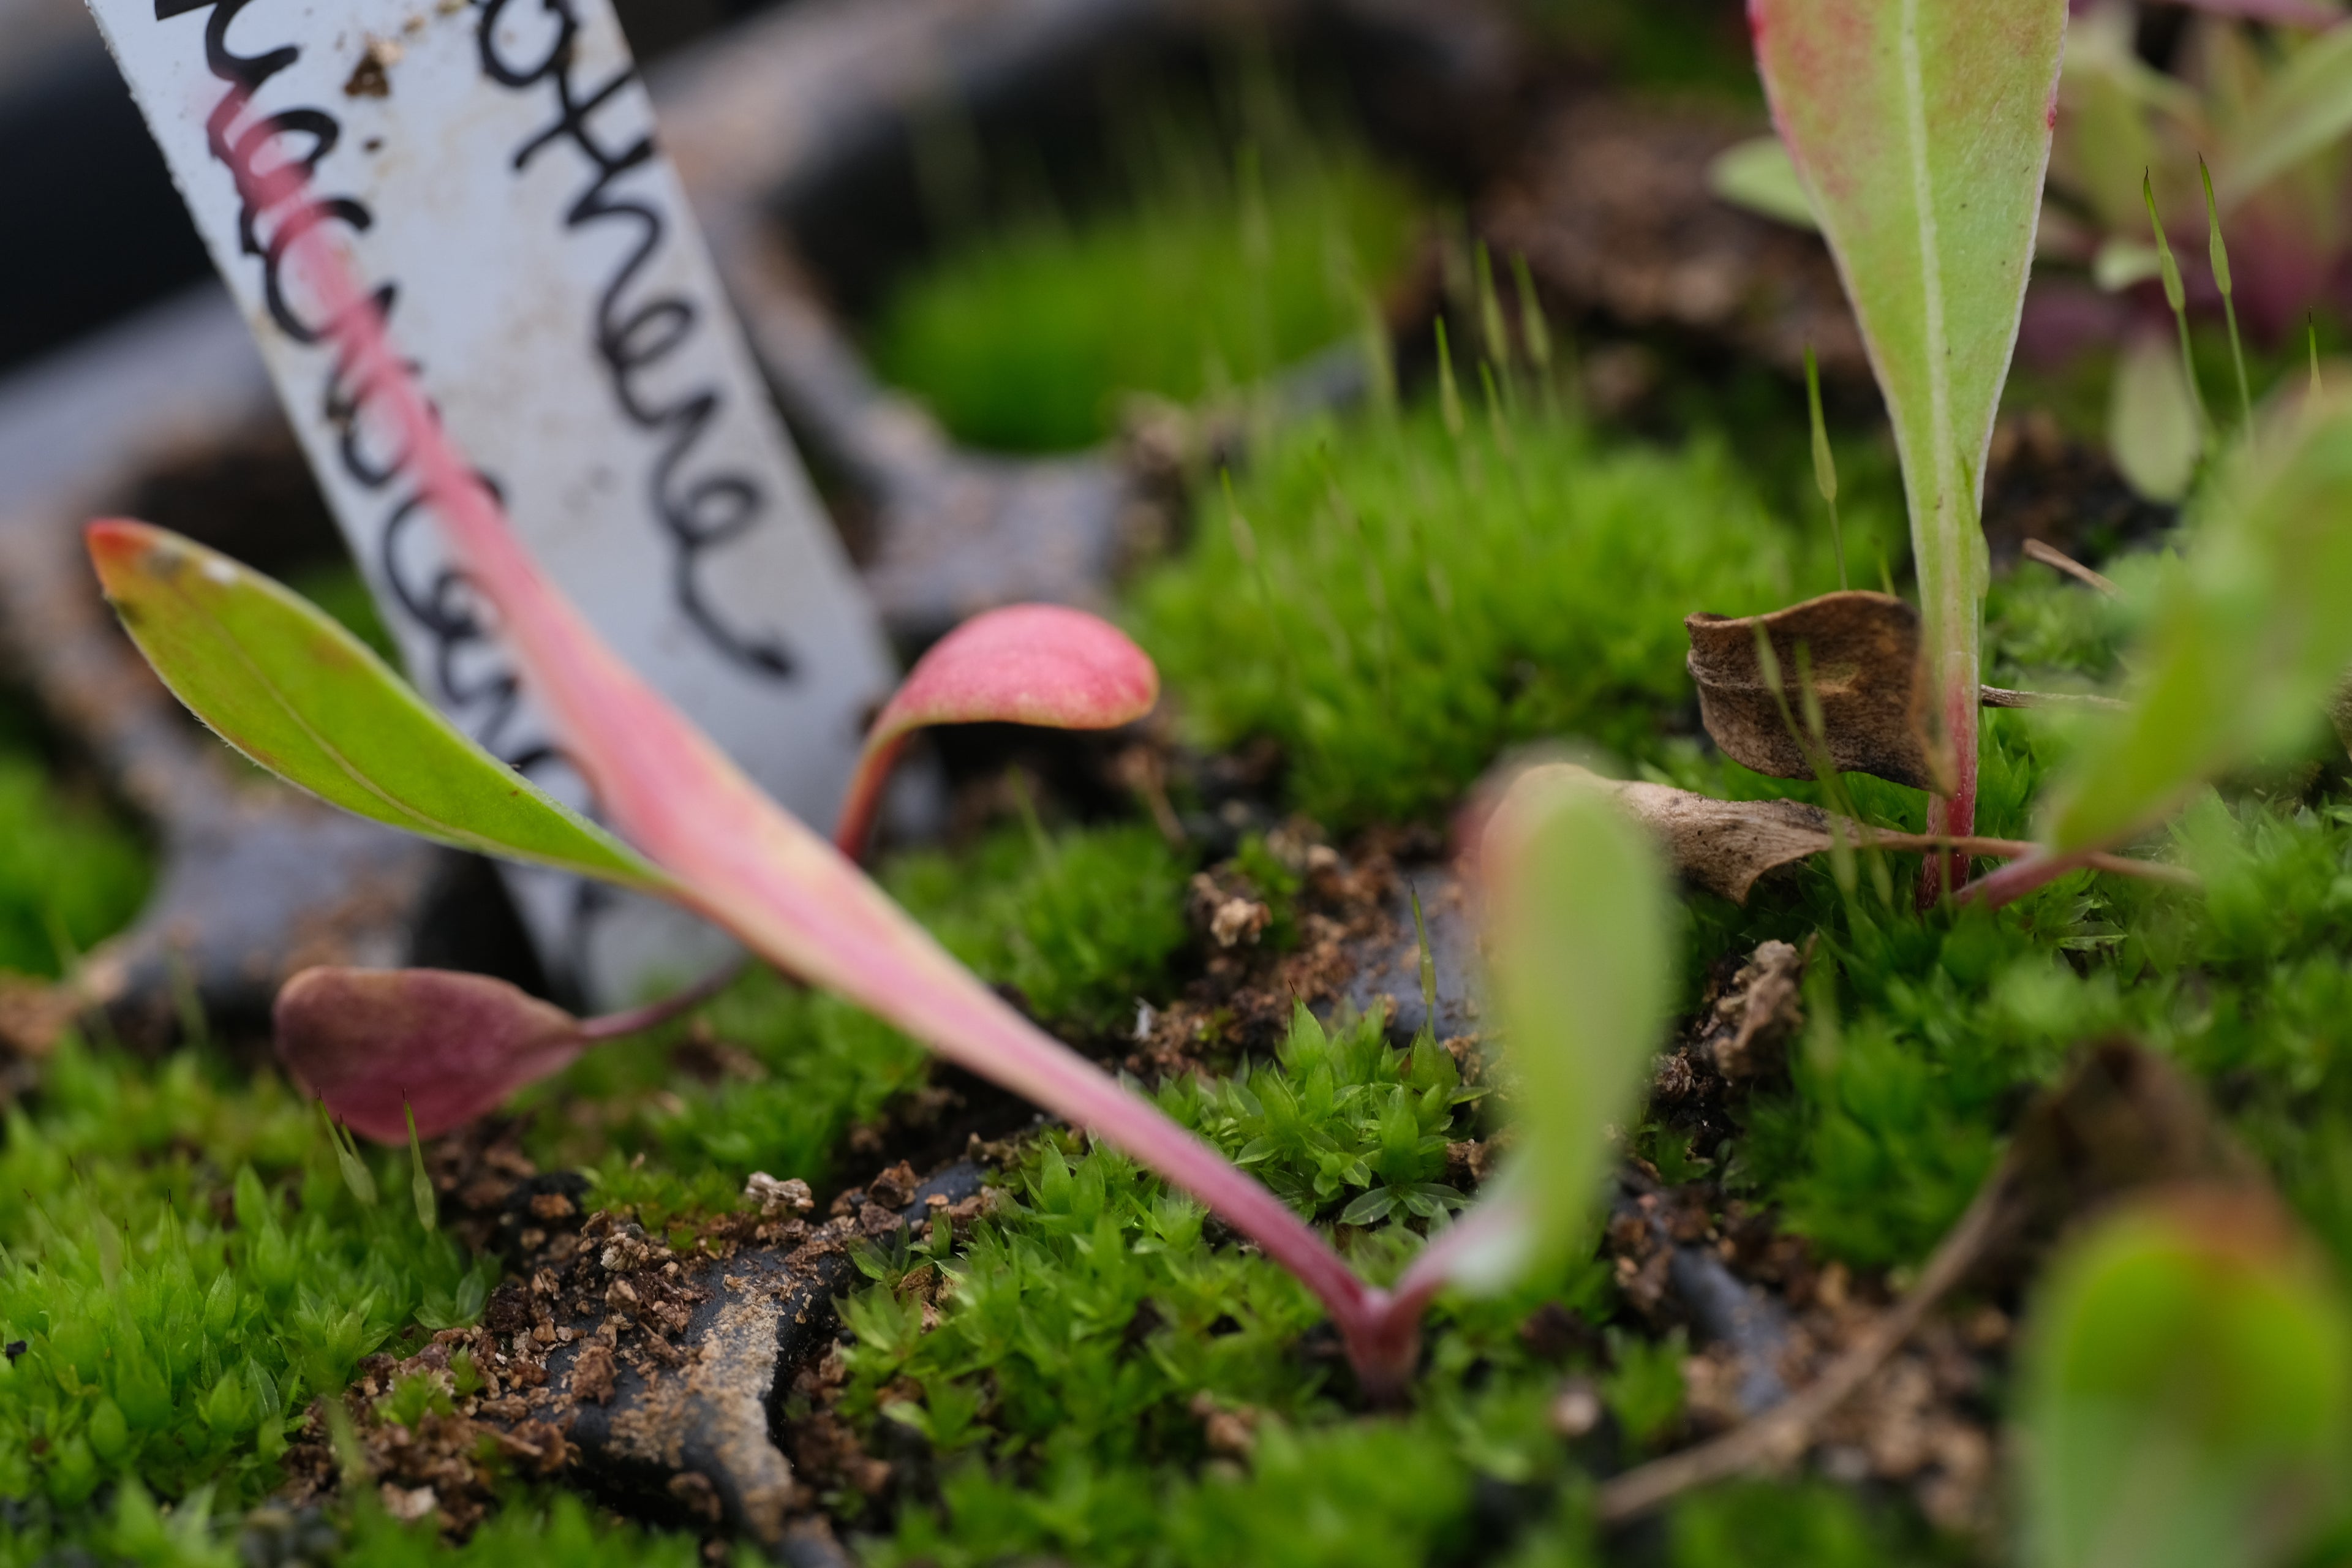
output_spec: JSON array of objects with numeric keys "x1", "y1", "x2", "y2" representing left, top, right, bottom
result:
[
  {"x1": 336, "y1": 1490, "x2": 745, "y2": 1568},
  {"x1": 0, "y1": 703, "x2": 148, "y2": 978},
  {"x1": 907, "y1": 818, "x2": 1193, "y2": 1034},
  {"x1": 0, "y1": 1039, "x2": 478, "y2": 1557},
  {"x1": 869, "y1": 102, "x2": 1417, "y2": 453},
  {"x1": 1133, "y1": 393, "x2": 1902, "y2": 827},
  {"x1": 831, "y1": 1003, "x2": 1605, "y2": 1567},
  {"x1": 1175, "y1": 1005, "x2": 1475, "y2": 1224}
]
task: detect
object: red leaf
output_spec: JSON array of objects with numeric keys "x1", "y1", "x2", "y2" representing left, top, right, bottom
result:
[{"x1": 275, "y1": 967, "x2": 583, "y2": 1143}]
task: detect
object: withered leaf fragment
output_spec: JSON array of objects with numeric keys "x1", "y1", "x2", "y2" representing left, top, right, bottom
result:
[
  {"x1": 1687, "y1": 591, "x2": 1940, "y2": 791},
  {"x1": 1519, "y1": 766, "x2": 1837, "y2": 904},
  {"x1": 1612, "y1": 781, "x2": 1841, "y2": 904}
]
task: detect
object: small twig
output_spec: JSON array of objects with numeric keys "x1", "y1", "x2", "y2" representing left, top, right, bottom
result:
[
  {"x1": 1980, "y1": 685, "x2": 2128, "y2": 713},
  {"x1": 1594, "y1": 1157, "x2": 2013, "y2": 1523},
  {"x1": 2022, "y1": 540, "x2": 2118, "y2": 598}
]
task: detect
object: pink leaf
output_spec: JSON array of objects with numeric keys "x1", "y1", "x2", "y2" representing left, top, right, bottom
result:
[
  {"x1": 276, "y1": 967, "x2": 583, "y2": 1144},
  {"x1": 834, "y1": 605, "x2": 1159, "y2": 856}
]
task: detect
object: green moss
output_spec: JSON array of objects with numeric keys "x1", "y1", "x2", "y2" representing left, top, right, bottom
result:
[
  {"x1": 0, "y1": 1039, "x2": 478, "y2": 1556},
  {"x1": 337, "y1": 1490, "x2": 747, "y2": 1568},
  {"x1": 1133, "y1": 394, "x2": 1905, "y2": 827},
  {"x1": 0, "y1": 745, "x2": 148, "y2": 979},
  {"x1": 837, "y1": 1003, "x2": 1602, "y2": 1566},
  {"x1": 1176, "y1": 1005, "x2": 1475, "y2": 1224},
  {"x1": 870, "y1": 113, "x2": 1417, "y2": 453},
  {"x1": 521, "y1": 967, "x2": 933, "y2": 1231},
  {"x1": 1664, "y1": 1480, "x2": 1932, "y2": 1568},
  {"x1": 904, "y1": 818, "x2": 1193, "y2": 1035}
]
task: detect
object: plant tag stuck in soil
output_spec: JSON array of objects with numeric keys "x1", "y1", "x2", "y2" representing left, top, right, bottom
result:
[{"x1": 85, "y1": 0, "x2": 899, "y2": 1005}]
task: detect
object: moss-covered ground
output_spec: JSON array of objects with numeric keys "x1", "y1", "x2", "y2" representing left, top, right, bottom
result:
[{"x1": 14, "y1": 350, "x2": 2352, "y2": 1564}]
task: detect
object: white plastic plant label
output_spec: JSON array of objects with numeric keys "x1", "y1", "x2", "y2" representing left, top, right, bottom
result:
[{"x1": 85, "y1": 0, "x2": 900, "y2": 1005}]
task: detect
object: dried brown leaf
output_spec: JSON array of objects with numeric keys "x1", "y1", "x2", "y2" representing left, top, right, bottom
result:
[
  {"x1": 1524, "y1": 766, "x2": 1837, "y2": 904},
  {"x1": 1686, "y1": 591, "x2": 1942, "y2": 792},
  {"x1": 1611, "y1": 780, "x2": 1839, "y2": 904}
]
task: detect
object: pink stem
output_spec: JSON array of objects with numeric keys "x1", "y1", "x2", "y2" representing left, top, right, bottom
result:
[
  {"x1": 578, "y1": 956, "x2": 747, "y2": 1043},
  {"x1": 225, "y1": 119, "x2": 1395, "y2": 1370},
  {"x1": 831, "y1": 733, "x2": 908, "y2": 861},
  {"x1": 1918, "y1": 678, "x2": 1981, "y2": 908},
  {"x1": 1954, "y1": 848, "x2": 2100, "y2": 910}
]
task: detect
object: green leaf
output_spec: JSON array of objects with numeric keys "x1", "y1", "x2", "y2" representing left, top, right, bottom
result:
[
  {"x1": 2017, "y1": 1189, "x2": 2352, "y2": 1568},
  {"x1": 1485, "y1": 767, "x2": 1673, "y2": 1271},
  {"x1": 86, "y1": 520, "x2": 672, "y2": 894},
  {"x1": 2042, "y1": 394, "x2": 2352, "y2": 853},
  {"x1": 1753, "y1": 0, "x2": 2067, "y2": 771},
  {"x1": 2214, "y1": 24, "x2": 2352, "y2": 208}
]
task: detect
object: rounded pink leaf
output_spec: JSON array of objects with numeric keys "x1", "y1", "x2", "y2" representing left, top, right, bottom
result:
[
  {"x1": 880, "y1": 605, "x2": 1159, "y2": 741},
  {"x1": 274, "y1": 967, "x2": 584, "y2": 1144},
  {"x1": 834, "y1": 605, "x2": 1159, "y2": 856}
]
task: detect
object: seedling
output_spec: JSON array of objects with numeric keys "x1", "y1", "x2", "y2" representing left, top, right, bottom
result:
[
  {"x1": 271, "y1": 597, "x2": 1148, "y2": 1142},
  {"x1": 1749, "y1": 0, "x2": 2068, "y2": 900},
  {"x1": 84, "y1": 165, "x2": 1672, "y2": 1394},
  {"x1": 2063, "y1": 5, "x2": 2352, "y2": 341}
]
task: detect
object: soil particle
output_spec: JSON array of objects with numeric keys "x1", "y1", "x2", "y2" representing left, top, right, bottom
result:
[
  {"x1": 1189, "y1": 1391, "x2": 1261, "y2": 1459},
  {"x1": 1684, "y1": 940, "x2": 1807, "y2": 1085},
  {"x1": 1131, "y1": 829, "x2": 1426, "y2": 1074}
]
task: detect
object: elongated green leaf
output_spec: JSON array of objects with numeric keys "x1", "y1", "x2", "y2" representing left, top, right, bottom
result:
[
  {"x1": 2018, "y1": 1189, "x2": 2352, "y2": 1568},
  {"x1": 1752, "y1": 0, "x2": 2067, "y2": 813},
  {"x1": 1483, "y1": 766, "x2": 1674, "y2": 1272},
  {"x1": 2043, "y1": 394, "x2": 2352, "y2": 851},
  {"x1": 2215, "y1": 24, "x2": 2352, "y2": 207},
  {"x1": 87, "y1": 519, "x2": 671, "y2": 893}
]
